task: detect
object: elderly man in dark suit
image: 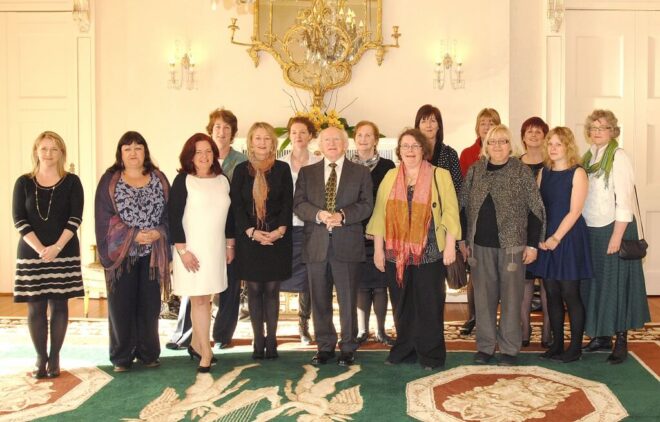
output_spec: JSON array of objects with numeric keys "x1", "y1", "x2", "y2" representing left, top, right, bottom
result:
[{"x1": 293, "y1": 126, "x2": 374, "y2": 366}]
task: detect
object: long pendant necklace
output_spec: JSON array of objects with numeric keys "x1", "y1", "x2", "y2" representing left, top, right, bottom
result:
[{"x1": 34, "y1": 179, "x2": 55, "y2": 221}]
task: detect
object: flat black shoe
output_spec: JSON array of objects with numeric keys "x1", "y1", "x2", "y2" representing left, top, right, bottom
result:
[
  {"x1": 311, "y1": 351, "x2": 335, "y2": 365},
  {"x1": 165, "y1": 342, "x2": 182, "y2": 350},
  {"x1": 498, "y1": 354, "x2": 517, "y2": 366},
  {"x1": 521, "y1": 340, "x2": 530, "y2": 348},
  {"x1": 560, "y1": 352, "x2": 582, "y2": 363},
  {"x1": 216, "y1": 341, "x2": 232, "y2": 350},
  {"x1": 337, "y1": 352, "x2": 355, "y2": 367},
  {"x1": 356, "y1": 332, "x2": 369, "y2": 344},
  {"x1": 376, "y1": 333, "x2": 395, "y2": 347},
  {"x1": 460, "y1": 318, "x2": 476, "y2": 336},
  {"x1": 539, "y1": 349, "x2": 562, "y2": 361},
  {"x1": 473, "y1": 351, "x2": 493, "y2": 365},
  {"x1": 143, "y1": 359, "x2": 161, "y2": 368},
  {"x1": 582, "y1": 336, "x2": 612, "y2": 352}
]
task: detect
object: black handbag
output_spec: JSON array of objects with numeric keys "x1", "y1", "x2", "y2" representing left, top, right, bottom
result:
[
  {"x1": 433, "y1": 169, "x2": 467, "y2": 289},
  {"x1": 619, "y1": 186, "x2": 648, "y2": 260}
]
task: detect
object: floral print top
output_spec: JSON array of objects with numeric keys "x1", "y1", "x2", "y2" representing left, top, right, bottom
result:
[{"x1": 115, "y1": 174, "x2": 166, "y2": 257}]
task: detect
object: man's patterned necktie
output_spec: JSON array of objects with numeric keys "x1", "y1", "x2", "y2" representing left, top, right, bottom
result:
[{"x1": 325, "y1": 163, "x2": 337, "y2": 213}]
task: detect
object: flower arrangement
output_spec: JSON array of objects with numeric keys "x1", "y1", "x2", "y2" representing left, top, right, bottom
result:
[{"x1": 276, "y1": 91, "x2": 356, "y2": 150}]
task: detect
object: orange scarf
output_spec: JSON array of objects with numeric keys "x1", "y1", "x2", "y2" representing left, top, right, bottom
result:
[
  {"x1": 249, "y1": 155, "x2": 275, "y2": 229},
  {"x1": 385, "y1": 161, "x2": 433, "y2": 285}
]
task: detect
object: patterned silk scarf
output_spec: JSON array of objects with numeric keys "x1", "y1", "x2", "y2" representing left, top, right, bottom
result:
[
  {"x1": 249, "y1": 155, "x2": 275, "y2": 229},
  {"x1": 582, "y1": 139, "x2": 618, "y2": 187},
  {"x1": 385, "y1": 160, "x2": 434, "y2": 286}
]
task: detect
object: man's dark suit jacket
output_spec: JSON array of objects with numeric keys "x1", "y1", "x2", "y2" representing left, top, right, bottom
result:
[{"x1": 293, "y1": 159, "x2": 374, "y2": 263}]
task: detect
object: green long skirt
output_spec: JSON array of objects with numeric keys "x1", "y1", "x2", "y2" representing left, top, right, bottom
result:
[{"x1": 581, "y1": 221, "x2": 650, "y2": 337}]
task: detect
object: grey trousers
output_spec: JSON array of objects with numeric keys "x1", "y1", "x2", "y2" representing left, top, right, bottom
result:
[
  {"x1": 471, "y1": 245, "x2": 525, "y2": 356},
  {"x1": 307, "y1": 243, "x2": 360, "y2": 353}
]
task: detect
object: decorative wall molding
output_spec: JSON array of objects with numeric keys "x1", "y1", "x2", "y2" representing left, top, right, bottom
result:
[
  {"x1": 0, "y1": 0, "x2": 71, "y2": 12},
  {"x1": 565, "y1": 0, "x2": 660, "y2": 10}
]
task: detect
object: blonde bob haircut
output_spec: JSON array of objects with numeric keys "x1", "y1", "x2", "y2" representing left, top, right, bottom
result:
[
  {"x1": 31, "y1": 131, "x2": 67, "y2": 178},
  {"x1": 481, "y1": 124, "x2": 520, "y2": 159},
  {"x1": 475, "y1": 108, "x2": 501, "y2": 138},
  {"x1": 354, "y1": 120, "x2": 381, "y2": 153},
  {"x1": 543, "y1": 127, "x2": 582, "y2": 169},
  {"x1": 584, "y1": 109, "x2": 621, "y2": 143},
  {"x1": 246, "y1": 122, "x2": 278, "y2": 160}
]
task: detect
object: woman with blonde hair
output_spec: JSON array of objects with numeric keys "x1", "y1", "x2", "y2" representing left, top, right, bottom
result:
[
  {"x1": 232, "y1": 122, "x2": 293, "y2": 359},
  {"x1": 13, "y1": 131, "x2": 84, "y2": 378},
  {"x1": 460, "y1": 124, "x2": 545, "y2": 366},
  {"x1": 580, "y1": 110, "x2": 650, "y2": 364},
  {"x1": 528, "y1": 127, "x2": 591, "y2": 363}
]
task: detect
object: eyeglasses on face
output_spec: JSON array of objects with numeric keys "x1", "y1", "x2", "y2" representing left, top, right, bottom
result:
[
  {"x1": 487, "y1": 139, "x2": 509, "y2": 146},
  {"x1": 589, "y1": 126, "x2": 612, "y2": 133},
  {"x1": 400, "y1": 144, "x2": 422, "y2": 151}
]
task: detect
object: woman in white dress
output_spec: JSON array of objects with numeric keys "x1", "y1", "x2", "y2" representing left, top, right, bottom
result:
[{"x1": 169, "y1": 133, "x2": 235, "y2": 372}]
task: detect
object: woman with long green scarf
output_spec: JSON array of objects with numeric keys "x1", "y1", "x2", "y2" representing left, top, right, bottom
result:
[{"x1": 580, "y1": 109, "x2": 650, "y2": 364}]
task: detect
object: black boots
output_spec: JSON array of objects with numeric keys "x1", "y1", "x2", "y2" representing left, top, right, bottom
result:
[
  {"x1": 607, "y1": 331, "x2": 628, "y2": 364},
  {"x1": 299, "y1": 317, "x2": 312, "y2": 345},
  {"x1": 582, "y1": 336, "x2": 612, "y2": 352}
]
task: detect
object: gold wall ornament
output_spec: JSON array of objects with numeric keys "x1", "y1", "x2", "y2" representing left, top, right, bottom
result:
[{"x1": 229, "y1": 0, "x2": 400, "y2": 108}]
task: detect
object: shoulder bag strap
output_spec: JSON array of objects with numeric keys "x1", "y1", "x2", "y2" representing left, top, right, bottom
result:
[{"x1": 633, "y1": 185, "x2": 645, "y2": 239}]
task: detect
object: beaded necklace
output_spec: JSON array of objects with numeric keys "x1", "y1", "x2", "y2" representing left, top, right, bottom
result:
[{"x1": 33, "y1": 177, "x2": 61, "y2": 221}]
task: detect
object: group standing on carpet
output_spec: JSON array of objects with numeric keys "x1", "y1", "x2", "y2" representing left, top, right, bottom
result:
[{"x1": 12, "y1": 106, "x2": 650, "y2": 376}]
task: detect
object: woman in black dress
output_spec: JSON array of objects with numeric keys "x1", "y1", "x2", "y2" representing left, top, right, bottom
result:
[
  {"x1": 13, "y1": 131, "x2": 84, "y2": 379},
  {"x1": 95, "y1": 131, "x2": 170, "y2": 372},
  {"x1": 351, "y1": 121, "x2": 396, "y2": 346},
  {"x1": 232, "y1": 122, "x2": 293, "y2": 359}
]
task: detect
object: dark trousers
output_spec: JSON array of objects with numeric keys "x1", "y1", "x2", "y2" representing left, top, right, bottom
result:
[
  {"x1": 107, "y1": 256, "x2": 161, "y2": 366},
  {"x1": 213, "y1": 262, "x2": 241, "y2": 343},
  {"x1": 299, "y1": 290, "x2": 312, "y2": 319},
  {"x1": 307, "y1": 244, "x2": 360, "y2": 353},
  {"x1": 385, "y1": 260, "x2": 447, "y2": 368}
]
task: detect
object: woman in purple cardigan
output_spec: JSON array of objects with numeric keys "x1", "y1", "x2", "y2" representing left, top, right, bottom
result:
[{"x1": 94, "y1": 131, "x2": 171, "y2": 372}]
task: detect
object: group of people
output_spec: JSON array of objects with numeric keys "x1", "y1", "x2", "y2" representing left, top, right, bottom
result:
[{"x1": 12, "y1": 105, "x2": 650, "y2": 377}]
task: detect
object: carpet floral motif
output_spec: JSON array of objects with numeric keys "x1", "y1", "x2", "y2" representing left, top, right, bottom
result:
[
  {"x1": 128, "y1": 363, "x2": 363, "y2": 422},
  {"x1": 0, "y1": 376, "x2": 55, "y2": 412},
  {"x1": 442, "y1": 376, "x2": 576, "y2": 421}
]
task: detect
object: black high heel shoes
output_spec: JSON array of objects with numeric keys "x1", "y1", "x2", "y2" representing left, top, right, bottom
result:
[{"x1": 187, "y1": 345, "x2": 217, "y2": 366}]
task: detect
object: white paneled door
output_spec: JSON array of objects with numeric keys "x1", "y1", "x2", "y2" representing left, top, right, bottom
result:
[
  {"x1": 566, "y1": 10, "x2": 660, "y2": 294},
  {"x1": 0, "y1": 12, "x2": 79, "y2": 293}
]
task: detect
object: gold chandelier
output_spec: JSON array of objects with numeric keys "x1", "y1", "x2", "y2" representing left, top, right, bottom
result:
[{"x1": 229, "y1": 0, "x2": 400, "y2": 107}]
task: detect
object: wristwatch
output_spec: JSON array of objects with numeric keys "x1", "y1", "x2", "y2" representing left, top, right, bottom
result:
[{"x1": 177, "y1": 248, "x2": 187, "y2": 256}]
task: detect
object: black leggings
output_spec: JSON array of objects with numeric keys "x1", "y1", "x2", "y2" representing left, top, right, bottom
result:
[
  {"x1": 357, "y1": 288, "x2": 388, "y2": 335},
  {"x1": 544, "y1": 279, "x2": 585, "y2": 356},
  {"x1": 246, "y1": 281, "x2": 280, "y2": 350},
  {"x1": 27, "y1": 299, "x2": 69, "y2": 367}
]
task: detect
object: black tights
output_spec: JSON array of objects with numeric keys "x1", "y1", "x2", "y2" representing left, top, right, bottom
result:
[
  {"x1": 246, "y1": 281, "x2": 280, "y2": 350},
  {"x1": 544, "y1": 279, "x2": 585, "y2": 357},
  {"x1": 357, "y1": 288, "x2": 388, "y2": 336},
  {"x1": 27, "y1": 299, "x2": 69, "y2": 368}
]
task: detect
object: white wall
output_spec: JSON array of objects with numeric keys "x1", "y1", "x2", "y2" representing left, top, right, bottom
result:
[{"x1": 95, "y1": 0, "x2": 513, "y2": 179}]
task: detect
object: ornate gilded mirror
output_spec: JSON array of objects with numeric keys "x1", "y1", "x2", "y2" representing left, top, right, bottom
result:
[{"x1": 229, "y1": 0, "x2": 400, "y2": 107}]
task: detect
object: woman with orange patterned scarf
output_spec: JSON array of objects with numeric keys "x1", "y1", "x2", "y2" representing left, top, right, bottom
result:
[
  {"x1": 231, "y1": 122, "x2": 293, "y2": 360},
  {"x1": 367, "y1": 128, "x2": 460, "y2": 370}
]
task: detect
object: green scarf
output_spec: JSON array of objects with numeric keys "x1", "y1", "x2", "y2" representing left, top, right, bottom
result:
[{"x1": 582, "y1": 139, "x2": 618, "y2": 187}]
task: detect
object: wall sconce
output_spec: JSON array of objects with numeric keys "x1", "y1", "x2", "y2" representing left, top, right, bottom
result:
[
  {"x1": 547, "y1": 0, "x2": 564, "y2": 33},
  {"x1": 168, "y1": 42, "x2": 197, "y2": 90},
  {"x1": 72, "y1": 0, "x2": 90, "y2": 33},
  {"x1": 434, "y1": 40, "x2": 464, "y2": 90}
]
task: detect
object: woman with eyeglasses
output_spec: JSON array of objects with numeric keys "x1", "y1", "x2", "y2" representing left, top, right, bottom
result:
[
  {"x1": 579, "y1": 110, "x2": 649, "y2": 364},
  {"x1": 460, "y1": 124, "x2": 545, "y2": 366},
  {"x1": 367, "y1": 128, "x2": 460, "y2": 370},
  {"x1": 457, "y1": 108, "x2": 501, "y2": 337}
]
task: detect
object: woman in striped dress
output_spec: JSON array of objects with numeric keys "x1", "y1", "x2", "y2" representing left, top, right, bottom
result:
[{"x1": 12, "y1": 131, "x2": 84, "y2": 379}]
